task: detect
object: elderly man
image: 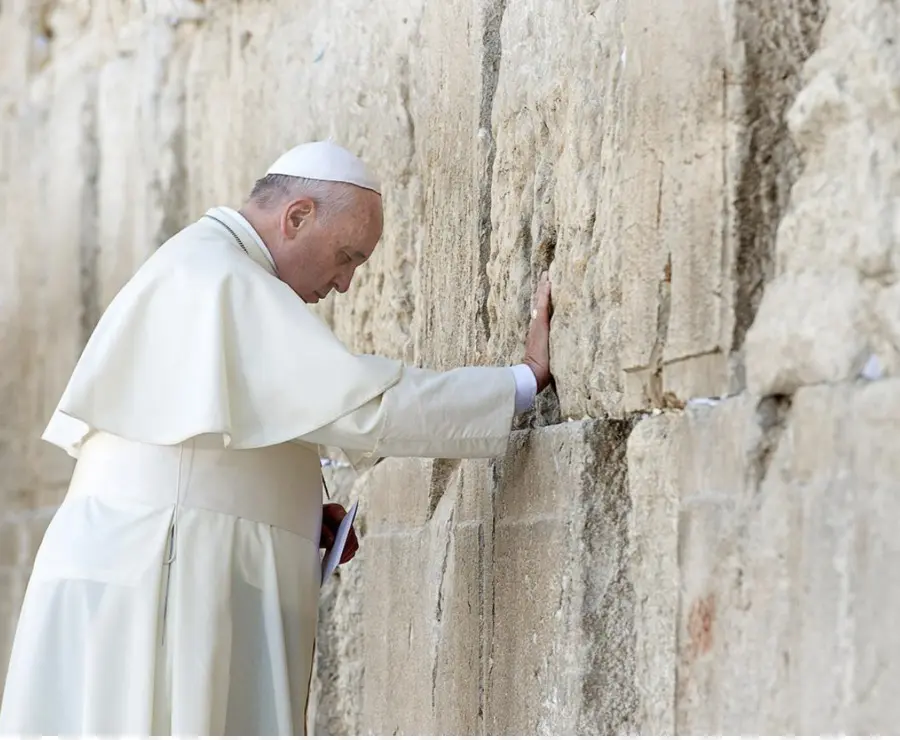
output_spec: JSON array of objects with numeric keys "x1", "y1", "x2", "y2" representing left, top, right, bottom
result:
[{"x1": 0, "y1": 141, "x2": 552, "y2": 735}]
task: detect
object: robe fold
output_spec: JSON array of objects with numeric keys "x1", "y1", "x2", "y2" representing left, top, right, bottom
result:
[{"x1": 0, "y1": 207, "x2": 519, "y2": 735}]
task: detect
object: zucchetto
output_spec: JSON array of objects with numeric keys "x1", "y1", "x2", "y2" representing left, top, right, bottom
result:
[{"x1": 265, "y1": 140, "x2": 381, "y2": 194}]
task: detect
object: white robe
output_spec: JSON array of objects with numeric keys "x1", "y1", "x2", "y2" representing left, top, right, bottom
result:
[{"x1": 0, "y1": 208, "x2": 519, "y2": 735}]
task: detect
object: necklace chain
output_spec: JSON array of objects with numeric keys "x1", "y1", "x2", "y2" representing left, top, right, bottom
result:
[{"x1": 203, "y1": 214, "x2": 250, "y2": 257}]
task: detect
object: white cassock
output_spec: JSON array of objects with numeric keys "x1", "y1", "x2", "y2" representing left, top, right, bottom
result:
[{"x1": 0, "y1": 206, "x2": 536, "y2": 735}]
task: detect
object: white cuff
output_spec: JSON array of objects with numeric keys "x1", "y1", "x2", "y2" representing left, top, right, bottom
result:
[{"x1": 510, "y1": 364, "x2": 538, "y2": 414}]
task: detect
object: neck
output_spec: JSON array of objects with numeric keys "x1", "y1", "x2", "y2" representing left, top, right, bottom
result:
[
  {"x1": 238, "y1": 206, "x2": 271, "y2": 245},
  {"x1": 239, "y1": 205, "x2": 284, "y2": 266}
]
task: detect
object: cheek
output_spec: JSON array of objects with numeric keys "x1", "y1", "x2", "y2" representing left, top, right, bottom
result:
[
  {"x1": 310, "y1": 256, "x2": 342, "y2": 289},
  {"x1": 295, "y1": 252, "x2": 326, "y2": 278}
]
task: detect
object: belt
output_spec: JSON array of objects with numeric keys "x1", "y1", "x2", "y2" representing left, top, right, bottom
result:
[{"x1": 67, "y1": 432, "x2": 323, "y2": 544}]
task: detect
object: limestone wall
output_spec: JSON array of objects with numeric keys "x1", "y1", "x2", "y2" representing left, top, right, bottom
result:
[{"x1": 1, "y1": 0, "x2": 899, "y2": 733}]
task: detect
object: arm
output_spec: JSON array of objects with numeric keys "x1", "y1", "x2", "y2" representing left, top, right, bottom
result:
[
  {"x1": 298, "y1": 271, "x2": 553, "y2": 461},
  {"x1": 295, "y1": 363, "x2": 537, "y2": 460}
]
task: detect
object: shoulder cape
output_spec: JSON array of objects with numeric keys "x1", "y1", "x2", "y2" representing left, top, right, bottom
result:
[{"x1": 42, "y1": 212, "x2": 403, "y2": 456}]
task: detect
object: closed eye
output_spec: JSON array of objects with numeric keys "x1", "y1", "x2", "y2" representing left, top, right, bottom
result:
[{"x1": 341, "y1": 250, "x2": 369, "y2": 265}]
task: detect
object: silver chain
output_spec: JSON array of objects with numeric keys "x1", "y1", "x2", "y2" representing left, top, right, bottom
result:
[{"x1": 203, "y1": 214, "x2": 250, "y2": 257}]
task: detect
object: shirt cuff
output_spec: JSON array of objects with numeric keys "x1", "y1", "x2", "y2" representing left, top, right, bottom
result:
[{"x1": 510, "y1": 364, "x2": 538, "y2": 414}]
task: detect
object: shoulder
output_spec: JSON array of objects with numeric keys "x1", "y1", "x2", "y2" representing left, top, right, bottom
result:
[{"x1": 138, "y1": 220, "x2": 262, "y2": 290}]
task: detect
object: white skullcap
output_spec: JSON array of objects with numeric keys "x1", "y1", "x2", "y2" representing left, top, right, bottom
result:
[{"x1": 265, "y1": 140, "x2": 381, "y2": 194}]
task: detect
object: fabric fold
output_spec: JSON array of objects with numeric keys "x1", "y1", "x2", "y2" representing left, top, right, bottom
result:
[{"x1": 42, "y1": 208, "x2": 403, "y2": 457}]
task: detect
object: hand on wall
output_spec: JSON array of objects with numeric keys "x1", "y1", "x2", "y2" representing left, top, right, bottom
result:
[{"x1": 524, "y1": 271, "x2": 553, "y2": 393}]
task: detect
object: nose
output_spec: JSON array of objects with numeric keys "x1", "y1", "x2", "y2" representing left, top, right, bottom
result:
[{"x1": 335, "y1": 269, "x2": 354, "y2": 294}]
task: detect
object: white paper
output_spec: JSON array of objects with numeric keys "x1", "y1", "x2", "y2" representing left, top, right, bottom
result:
[{"x1": 321, "y1": 500, "x2": 358, "y2": 584}]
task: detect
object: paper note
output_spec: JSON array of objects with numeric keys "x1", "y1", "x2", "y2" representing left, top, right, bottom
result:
[{"x1": 321, "y1": 500, "x2": 358, "y2": 584}]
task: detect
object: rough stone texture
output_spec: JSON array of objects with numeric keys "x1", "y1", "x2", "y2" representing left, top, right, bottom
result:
[
  {"x1": 2, "y1": 0, "x2": 900, "y2": 734},
  {"x1": 626, "y1": 380, "x2": 900, "y2": 734},
  {"x1": 309, "y1": 421, "x2": 636, "y2": 735},
  {"x1": 746, "y1": 0, "x2": 900, "y2": 393},
  {"x1": 626, "y1": 413, "x2": 679, "y2": 733}
]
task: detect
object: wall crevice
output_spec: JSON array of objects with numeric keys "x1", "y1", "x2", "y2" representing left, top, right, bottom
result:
[
  {"x1": 474, "y1": 0, "x2": 508, "y2": 351},
  {"x1": 730, "y1": 0, "x2": 826, "y2": 352},
  {"x1": 750, "y1": 392, "x2": 793, "y2": 488}
]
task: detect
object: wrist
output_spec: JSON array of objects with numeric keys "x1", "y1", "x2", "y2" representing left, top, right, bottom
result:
[
  {"x1": 510, "y1": 364, "x2": 538, "y2": 413},
  {"x1": 524, "y1": 359, "x2": 549, "y2": 393}
]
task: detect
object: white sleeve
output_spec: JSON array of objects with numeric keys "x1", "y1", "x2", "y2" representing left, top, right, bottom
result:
[
  {"x1": 510, "y1": 364, "x2": 538, "y2": 413},
  {"x1": 295, "y1": 364, "x2": 522, "y2": 460}
]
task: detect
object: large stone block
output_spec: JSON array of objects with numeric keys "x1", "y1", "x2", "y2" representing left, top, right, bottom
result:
[
  {"x1": 626, "y1": 413, "x2": 680, "y2": 734},
  {"x1": 617, "y1": 0, "x2": 735, "y2": 411},
  {"x1": 354, "y1": 455, "x2": 489, "y2": 735},
  {"x1": 484, "y1": 0, "x2": 626, "y2": 416},
  {"x1": 0, "y1": 50, "x2": 98, "y2": 513},
  {"x1": 487, "y1": 421, "x2": 635, "y2": 734},
  {"x1": 408, "y1": 0, "x2": 503, "y2": 369},
  {"x1": 482, "y1": 0, "x2": 823, "y2": 418},
  {"x1": 631, "y1": 380, "x2": 900, "y2": 734},
  {"x1": 745, "y1": 268, "x2": 868, "y2": 394},
  {"x1": 745, "y1": 0, "x2": 900, "y2": 392},
  {"x1": 310, "y1": 420, "x2": 638, "y2": 735},
  {"x1": 95, "y1": 20, "x2": 192, "y2": 306}
]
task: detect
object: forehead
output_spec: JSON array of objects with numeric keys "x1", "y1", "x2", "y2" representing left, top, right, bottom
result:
[
  {"x1": 327, "y1": 192, "x2": 381, "y2": 260},
  {"x1": 346, "y1": 190, "x2": 383, "y2": 239}
]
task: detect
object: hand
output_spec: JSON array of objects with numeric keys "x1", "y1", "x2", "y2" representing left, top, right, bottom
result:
[
  {"x1": 320, "y1": 503, "x2": 359, "y2": 565},
  {"x1": 524, "y1": 271, "x2": 553, "y2": 392}
]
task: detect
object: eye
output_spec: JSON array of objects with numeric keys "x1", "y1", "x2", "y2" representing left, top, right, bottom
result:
[{"x1": 339, "y1": 251, "x2": 353, "y2": 264}]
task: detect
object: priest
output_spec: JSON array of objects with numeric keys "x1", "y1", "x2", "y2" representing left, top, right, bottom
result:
[{"x1": 0, "y1": 141, "x2": 553, "y2": 735}]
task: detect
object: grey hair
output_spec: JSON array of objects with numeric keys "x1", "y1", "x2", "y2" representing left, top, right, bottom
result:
[{"x1": 248, "y1": 174, "x2": 359, "y2": 221}]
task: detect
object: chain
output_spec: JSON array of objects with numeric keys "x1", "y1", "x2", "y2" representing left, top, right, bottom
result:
[{"x1": 203, "y1": 214, "x2": 250, "y2": 257}]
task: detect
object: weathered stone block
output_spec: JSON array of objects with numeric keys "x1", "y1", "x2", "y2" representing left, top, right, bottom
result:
[
  {"x1": 409, "y1": 0, "x2": 499, "y2": 369},
  {"x1": 0, "y1": 52, "x2": 95, "y2": 516},
  {"x1": 745, "y1": 0, "x2": 900, "y2": 392},
  {"x1": 358, "y1": 524, "x2": 433, "y2": 734},
  {"x1": 487, "y1": 421, "x2": 635, "y2": 734},
  {"x1": 312, "y1": 420, "x2": 636, "y2": 735},
  {"x1": 745, "y1": 268, "x2": 868, "y2": 395},
  {"x1": 484, "y1": 0, "x2": 626, "y2": 416},
  {"x1": 480, "y1": 0, "x2": 822, "y2": 417},
  {"x1": 356, "y1": 457, "x2": 433, "y2": 532},
  {"x1": 628, "y1": 380, "x2": 900, "y2": 734},
  {"x1": 96, "y1": 20, "x2": 191, "y2": 306},
  {"x1": 626, "y1": 413, "x2": 680, "y2": 734}
]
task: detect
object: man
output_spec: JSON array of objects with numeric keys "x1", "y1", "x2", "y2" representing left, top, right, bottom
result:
[{"x1": 0, "y1": 141, "x2": 552, "y2": 735}]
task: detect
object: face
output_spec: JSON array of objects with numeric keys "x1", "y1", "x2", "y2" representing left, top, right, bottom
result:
[{"x1": 272, "y1": 188, "x2": 383, "y2": 303}]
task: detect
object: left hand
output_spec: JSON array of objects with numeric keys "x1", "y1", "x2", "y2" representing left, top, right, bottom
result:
[{"x1": 320, "y1": 503, "x2": 359, "y2": 565}]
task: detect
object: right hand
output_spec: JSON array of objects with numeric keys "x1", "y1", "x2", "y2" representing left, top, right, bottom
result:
[
  {"x1": 524, "y1": 271, "x2": 553, "y2": 393},
  {"x1": 320, "y1": 503, "x2": 359, "y2": 565}
]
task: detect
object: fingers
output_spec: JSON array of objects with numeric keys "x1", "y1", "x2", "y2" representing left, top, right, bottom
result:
[
  {"x1": 531, "y1": 271, "x2": 552, "y2": 319},
  {"x1": 321, "y1": 503, "x2": 343, "y2": 551},
  {"x1": 322, "y1": 502, "x2": 347, "y2": 522},
  {"x1": 321, "y1": 503, "x2": 360, "y2": 564}
]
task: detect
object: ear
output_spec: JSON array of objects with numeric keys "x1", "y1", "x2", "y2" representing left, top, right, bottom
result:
[{"x1": 282, "y1": 198, "x2": 316, "y2": 237}]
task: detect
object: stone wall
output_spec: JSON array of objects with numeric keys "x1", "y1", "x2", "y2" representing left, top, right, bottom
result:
[{"x1": 1, "y1": 0, "x2": 899, "y2": 733}]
